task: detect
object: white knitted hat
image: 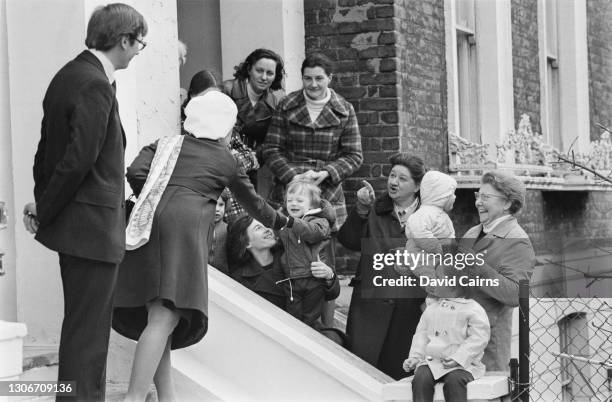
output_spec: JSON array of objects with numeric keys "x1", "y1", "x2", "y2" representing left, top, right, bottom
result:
[{"x1": 184, "y1": 90, "x2": 238, "y2": 140}]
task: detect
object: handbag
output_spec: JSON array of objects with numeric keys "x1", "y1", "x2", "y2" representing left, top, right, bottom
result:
[{"x1": 125, "y1": 194, "x2": 136, "y2": 224}]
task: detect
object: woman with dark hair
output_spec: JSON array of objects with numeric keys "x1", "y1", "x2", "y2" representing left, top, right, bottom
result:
[
  {"x1": 222, "y1": 48, "x2": 284, "y2": 152},
  {"x1": 338, "y1": 153, "x2": 427, "y2": 380},
  {"x1": 181, "y1": 70, "x2": 220, "y2": 122},
  {"x1": 221, "y1": 49, "x2": 285, "y2": 217},
  {"x1": 226, "y1": 214, "x2": 340, "y2": 314}
]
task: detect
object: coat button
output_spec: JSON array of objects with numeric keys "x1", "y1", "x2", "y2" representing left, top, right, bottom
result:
[{"x1": 121, "y1": 201, "x2": 126, "y2": 208}]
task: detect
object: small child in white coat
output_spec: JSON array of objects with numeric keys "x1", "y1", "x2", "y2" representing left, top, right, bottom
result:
[
  {"x1": 399, "y1": 171, "x2": 457, "y2": 294},
  {"x1": 403, "y1": 270, "x2": 490, "y2": 402},
  {"x1": 405, "y1": 170, "x2": 457, "y2": 252}
]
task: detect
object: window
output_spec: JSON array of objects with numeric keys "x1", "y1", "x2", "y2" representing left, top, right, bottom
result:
[
  {"x1": 538, "y1": 0, "x2": 590, "y2": 154},
  {"x1": 558, "y1": 312, "x2": 594, "y2": 401},
  {"x1": 455, "y1": 0, "x2": 479, "y2": 143},
  {"x1": 539, "y1": 0, "x2": 562, "y2": 150},
  {"x1": 445, "y1": 0, "x2": 514, "y2": 146}
]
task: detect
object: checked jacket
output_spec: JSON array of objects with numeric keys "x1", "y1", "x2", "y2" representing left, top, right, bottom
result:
[{"x1": 262, "y1": 89, "x2": 362, "y2": 229}]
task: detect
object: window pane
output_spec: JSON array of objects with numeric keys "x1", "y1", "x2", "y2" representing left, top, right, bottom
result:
[
  {"x1": 545, "y1": 0, "x2": 558, "y2": 57},
  {"x1": 456, "y1": 0, "x2": 475, "y2": 30},
  {"x1": 457, "y1": 33, "x2": 480, "y2": 143}
]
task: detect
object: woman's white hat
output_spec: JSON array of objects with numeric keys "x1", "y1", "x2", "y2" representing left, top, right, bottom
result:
[{"x1": 184, "y1": 90, "x2": 238, "y2": 140}]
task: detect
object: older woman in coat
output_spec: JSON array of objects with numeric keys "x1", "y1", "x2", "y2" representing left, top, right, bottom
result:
[
  {"x1": 338, "y1": 153, "x2": 427, "y2": 380},
  {"x1": 458, "y1": 170, "x2": 535, "y2": 371},
  {"x1": 409, "y1": 170, "x2": 536, "y2": 373}
]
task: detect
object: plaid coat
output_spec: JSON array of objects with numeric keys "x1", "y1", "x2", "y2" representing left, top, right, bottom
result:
[{"x1": 262, "y1": 89, "x2": 363, "y2": 229}]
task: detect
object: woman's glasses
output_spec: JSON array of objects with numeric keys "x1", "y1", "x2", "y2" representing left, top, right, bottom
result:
[{"x1": 474, "y1": 192, "x2": 506, "y2": 201}]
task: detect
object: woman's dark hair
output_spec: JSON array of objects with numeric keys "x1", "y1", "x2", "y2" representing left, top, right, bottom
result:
[
  {"x1": 388, "y1": 153, "x2": 427, "y2": 203},
  {"x1": 233, "y1": 48, "x2": 285, "y2": 91},
  {"x1": 181, "y1": 70, "x2": 220, "y2": 121},
  {"x1": 226, "y1": 215, "x2": 255, "y2": 269},
  {"x1": 301, "y1": 53, "x2": 334, "y2": 76}
]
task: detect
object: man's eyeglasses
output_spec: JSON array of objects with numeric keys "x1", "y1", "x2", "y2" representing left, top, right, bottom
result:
[
  {"x1": 133, "y1": 37, "x2": 147, "y2": 51},
  {"x1": 474, "y1": 192, "x2": 506, "y2": 201},
  {"x1": 122, "y1": 33, "x2": 146, "y2": 51}
]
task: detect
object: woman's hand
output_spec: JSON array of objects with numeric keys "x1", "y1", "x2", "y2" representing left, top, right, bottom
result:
[
  {"x1": 403, "y1": 357, "x2": 420, "y2": 372},
  {"x1": 356, "y1": 180, "x2": 375, "y2": 216},
  {"x1": 22, "y1": 202, "x2": 39, "y2": 234},
  {"x1": 310, "y1": 260, "x2": 334, "y2": 280},
  {"x1": 293, "y1": 170, "x2": 327, "y2": 184},
  {"x1": 441, "y1": 358, "x2": 460, "y2": 369}
]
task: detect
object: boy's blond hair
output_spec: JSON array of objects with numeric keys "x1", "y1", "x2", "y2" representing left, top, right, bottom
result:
[{"x1": 286, "y1": 179, "x2": 322, "y2": 209}]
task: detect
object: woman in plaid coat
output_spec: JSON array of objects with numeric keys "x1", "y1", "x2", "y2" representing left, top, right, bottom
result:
[{"x1": 262, "y1": 53, "x2": 363, "y2": 230}]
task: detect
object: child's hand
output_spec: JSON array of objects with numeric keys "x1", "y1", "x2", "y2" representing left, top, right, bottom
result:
[
  {"x1": 403, "y1": 357, "x2": 419, "y2": 372},
  {"x1": 441, "y1": 358, "x2": 459, "y2": 368}
]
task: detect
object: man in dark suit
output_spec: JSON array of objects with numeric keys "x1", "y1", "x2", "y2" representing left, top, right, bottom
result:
[{"x1": 22, "y1": 4, "x2": 147, "y2": 401}]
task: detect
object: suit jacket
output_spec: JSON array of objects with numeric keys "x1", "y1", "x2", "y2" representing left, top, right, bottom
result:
[
  {"x1": 459, "y1": 216, "x2": 535, "y2": 372},
  {"x1": 33, "y1": 50, "x2": 126, "y2": 264}
]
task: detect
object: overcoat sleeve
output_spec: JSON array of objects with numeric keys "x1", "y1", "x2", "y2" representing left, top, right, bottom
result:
[
  {"x1": 126, "y1": 141, "x2": 158, "y2": 196},
  {"x1": 228, "y1": 162, "x2": 288, "y2": 230},
  {"x1": 290, "y1": 216, "x2": 331, "y2": 244},
  {"x1": 465, "y1": 239, "x2": 535, "y2": 307},
  {"x1": 408, "y1": 309, "x2": 430, "y2": 360},
  {"x1": 337, "y1": 207, "x2": 368, "y2": 251},
  {"x1": 322, "y1": 104, "x2": 363, "y2": 184},
  {"x1": 261, "y1": 108, "x2": 298, "y2": 184},
  {"x1": 448, "y1": 306, "x2": 490, "y2": 369}
]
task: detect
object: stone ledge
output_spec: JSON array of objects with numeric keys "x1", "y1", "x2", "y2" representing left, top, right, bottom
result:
[{"x1": 382, "y1": 372, "x2": 510, "y2": 401}]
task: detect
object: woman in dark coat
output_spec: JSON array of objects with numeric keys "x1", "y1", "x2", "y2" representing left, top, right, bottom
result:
[
  {"x1": 226, "y1": 214, "x2": 340, "y2": 316},
  {"x1": 338, "y1": 153, "x2": 427, "y2": 380},
  {"x1": 222, "y1": 48, "x2": 284, "y2": 195},
  {"x1": 113, "y1": 90, "x2": 289, "y2": 401}
]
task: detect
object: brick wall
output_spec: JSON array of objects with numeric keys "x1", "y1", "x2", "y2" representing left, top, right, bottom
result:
[
  {"x1": 396, "y1": 0, "x2": 447, "y2": 171},
  {"x1": 450, "y1": 189, "x2": 612, "y2": 258},
  {"x1": 303, "y1": 0, "x2": 447, "y2": 272},
  {"x1": 587, "y1": 0, "x2": 612, "y2": 141},
  {"x1": 304, "y1": 0, "x2": 399, "y2": 208},
  {"x1": 511, "y1": 0, "x2": 541, "y2": 134}
]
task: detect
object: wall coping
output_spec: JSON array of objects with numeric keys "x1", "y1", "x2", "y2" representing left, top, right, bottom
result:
[{"x1": 382, "y1": 372, "x2": 510, "y2": 401}]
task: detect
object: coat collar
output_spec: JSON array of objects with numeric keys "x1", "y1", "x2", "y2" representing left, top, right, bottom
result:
[
  {"x1": 227, "y1": 78, "x2": 277, "y2": 110},
  {"x1": 77, "y1": 50, "x2": 106, "y2": 76},
  {"x1": 281, "y1": 89, "x2": 350, "y2": 128},
  {"x1": 462, "y1": 215, "x2": 519, "y2": 251},
  {"x1": 374, "y1": 193, "x2": 420, "y2": 216},
  {"x1": 465, "y1": 215, "x2": 518, "y2": 239}
]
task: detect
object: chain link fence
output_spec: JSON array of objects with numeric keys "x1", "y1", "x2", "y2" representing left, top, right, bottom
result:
[{"x1": 512, "y1": 289, "x2": 612, "y2": 401}]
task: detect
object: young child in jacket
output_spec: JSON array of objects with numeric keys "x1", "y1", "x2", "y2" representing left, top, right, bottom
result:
[
  {"x1": 398, "y1": 171, "x2": 458, "y2": 295},
  {"x1": 403, "y1": 269, "x2": 490, "y2": 402},
  {"x1": 276, "y1": 180, "x2": 336, "y2": 326},
  {"x1": 209, "y1": 189, "x2": 230, "y2": 274}
]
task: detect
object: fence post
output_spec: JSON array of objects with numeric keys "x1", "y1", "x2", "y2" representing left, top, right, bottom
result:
[
  {"x1": 509, "y1": 358, "x2": 519, "y2": 400},
  {"x1": 519, "y1": 280, "x2": 530, "y2": 402}
]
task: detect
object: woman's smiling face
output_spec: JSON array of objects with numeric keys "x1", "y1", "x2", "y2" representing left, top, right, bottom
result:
[
  {"x1": 246, "y1": 219, "x2": 276, "y2": 250},
  {"x1": 387, "y1": 165, "x2": 419, "y2": 203},
  {"x1": 475, "y1": 183, "x2": 511, "y2": 225}
]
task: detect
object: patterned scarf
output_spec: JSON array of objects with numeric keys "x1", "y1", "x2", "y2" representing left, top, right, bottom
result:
[{"x1": 126, "y1": 135, "x2": 185, "y2": 250}]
